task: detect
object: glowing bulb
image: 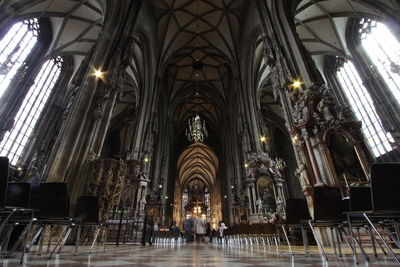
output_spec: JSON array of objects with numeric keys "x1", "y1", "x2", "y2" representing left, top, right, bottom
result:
[
  {"x1": 94, "y1": 69, "x2": 104, "y2": 78},
  {"x1": 159, "y1": 184, "x2": 163, "y2": 188},
  {"x1": 224, "y1": 195, "x2": 227, "y2": 199},
  {"x1": 293, "y1": 81, "x2": 301, "y2": 87},
  {"x1": 244, "y1": 163, "x2": 249, "y2": 168},
  {"x1": 165, "y1": 196, "x2": 168, "y2": 199},
  {"x1": 144, "y1": 158, "x2": 149, "y2": 163},
  {"x1": 291, "y1": 79, "x2": 303, "y2": 89},
  {"x1": 260, "y1": 136, "x2": 267, "y2": 143}
]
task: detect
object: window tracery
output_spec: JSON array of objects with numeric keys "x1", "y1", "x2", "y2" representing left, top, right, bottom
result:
[
  {"x1": 0, "y1": 57, "x2": 63, "y2": 165},
  {"x1": 0, "y1": 19, "x2": 39, "y2": 98},
  {"x1": 359, "y1": 19, "x2": 400, "y2": 104},
  {"x1": 335, "y1": 58, "x2": 394, "y2": 157}
]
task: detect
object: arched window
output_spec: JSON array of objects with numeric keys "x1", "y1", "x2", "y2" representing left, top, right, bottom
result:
[
  {"x1": 0, "y1": 19, "x2": 39, "y2": 98},
  {"x1": 359, "y1": 18, "x2": 400, "y2": 104},
  {"x1": 335, "y1": 58, "x2": 394, "y2": 157},
  {"x1": 0, "y1": 57, "x2": 63, "y2": 165}
]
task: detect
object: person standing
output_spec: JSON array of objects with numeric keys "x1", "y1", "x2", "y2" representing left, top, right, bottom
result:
[
  {"x1": 195, "y1": 216, "x2": 206, "y2": 242},
  {"x1": 183, "y1": 216, "x2": 195, "y2": 242},
  {"x1": 218, "y1": 222, "x2": 227, "y2": 244},
  {"x1": 205, "y1": 221, "x2": 212, "y2": 243},
  {"x1": 170, "y1": 221, "x2": 180, "y2": 242}
]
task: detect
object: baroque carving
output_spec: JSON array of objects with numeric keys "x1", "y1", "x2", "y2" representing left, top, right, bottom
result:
[
  {"x1": 290, "y1": 84, "x2": 363, "y2": 138},
  {"x1": 246, "y1": 151, "x2": 271, "y2": 181},
  {"x1": 237, "y1": 189, "x2": 248, "y2": 207},
  {"x1": 246, "y1": 151, "x2": 287, "y2": 183},
  {"x1": 87, "y1": 159, "x2": 127, "y2": 222}
]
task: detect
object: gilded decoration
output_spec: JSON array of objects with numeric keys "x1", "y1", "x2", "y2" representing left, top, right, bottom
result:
[{"x1": 88, "y1": 159, "x2": 127, "y2": 222}]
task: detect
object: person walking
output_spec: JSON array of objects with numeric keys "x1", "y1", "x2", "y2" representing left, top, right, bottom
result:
[
  {"x1": 195, "y1": 216, "x2": 207, "y2": 242},
  {"x1": 183, "y1": 216, "x2": 195, "y2": 242}
]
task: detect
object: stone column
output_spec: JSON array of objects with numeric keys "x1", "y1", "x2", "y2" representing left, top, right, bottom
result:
[
  {"x1": 0, "y1": 72, "x2": 35, "y2": 143},
  {"x1": 301, "y1": 130, "x2": 324, "y2": 186},
  {"x1": 87, "y1": 88, "x2": 118, "y2": 160},
  {"x1": 44, "y1": 1, "x2": 139, "y2": 186}
]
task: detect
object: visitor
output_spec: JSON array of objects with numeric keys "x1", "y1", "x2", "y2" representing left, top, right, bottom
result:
[
  {"x1": 205, "y1": 221, "x2": 212, "y2": 243},
  {"x1": 183, "y1": 216, "x2": 195, "y2": 242},
  {"x1": 195, "y1": 216, "x2": 207, "y2": 242},
  {"x1": 170, "y1": 221, "x2": 180, "y2": 242},
  {"x1": 218, "y1": 222, "x2": 227, "y2": 244}
]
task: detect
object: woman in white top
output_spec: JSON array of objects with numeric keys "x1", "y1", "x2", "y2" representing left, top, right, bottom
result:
[{"x1": 218, "y1": 222, "x2": 228, "y2": 243}]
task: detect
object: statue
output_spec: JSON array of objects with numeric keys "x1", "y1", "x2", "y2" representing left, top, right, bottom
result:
[
  {"x1": 139, "y1": 197, "x2": 146, "y2": 211},
  {"x1": 137, "y1": 171, "x2": 150, "y2": 183},
  {"x1": 256, "y1": 198, "x2": 263, "y2": 213},
  {"x1": 295, "y1": 163, "x2": 311, "y2": 189},
  {"x1": 317, "y1": 98, "x2": 334, "y2": 123},
  {"x1": 276, "y1": 197, "x2": 284, "y2": 214},
  {"x1": 339, "y1": 104, "x2": 357, "y2": 122}
]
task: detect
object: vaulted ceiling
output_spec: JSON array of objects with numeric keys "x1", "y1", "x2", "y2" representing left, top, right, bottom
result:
[
  {"x1": 177, "y1": 142, "x2": 218, "y2": 188},
  {"x1": 295, "y1": 0, "x2": 399, "y2": 70},
  {"x1": 150, "y1": 0, "x2": 245, "y2": 130},
  {"x1": 4, "y1": 0, "x2": 104, "y2": 58}
]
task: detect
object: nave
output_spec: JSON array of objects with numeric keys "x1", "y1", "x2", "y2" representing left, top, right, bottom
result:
[{"x1": 2, "y1": 243, "x2": 400, "y2": 267}]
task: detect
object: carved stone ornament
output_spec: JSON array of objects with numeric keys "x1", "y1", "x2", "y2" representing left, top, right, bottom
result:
[
  {"x1": 294, "y1": 162, "x2": 312, "y2": 193},
  {"x1": 290, "y1": 84, "x2": 363, "y2": 137},
  {"x1": 237, "y1": 190, "x2": 247, "y2": 207},
  {"x1": 246, "y1": 151, "x2": 287, "y2": 183},
  {"x1": 246, "y1": 151, "x2": 271, "y2": 181},
  {"x1": 147, "y1": 188, "x2": 160, "y2": 205}
]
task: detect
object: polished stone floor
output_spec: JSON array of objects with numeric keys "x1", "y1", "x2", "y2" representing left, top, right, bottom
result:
[{"x1": 2, "y1": 243, "x2": 400, "y2": 266}]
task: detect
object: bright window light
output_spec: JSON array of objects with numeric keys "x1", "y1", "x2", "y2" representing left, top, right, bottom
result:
[
  {"x1": 0, "y1": 19, "x2": 39, "y2": 98},
  {"x1": 0, "y1": 57, "x2": 63, "y2": 165},
  {"x1": 360, "y1": 19, "x2": 400, "y2": 104},
  {"x1": 336, "y1": 60, "x2": 394, "y2": 157}
]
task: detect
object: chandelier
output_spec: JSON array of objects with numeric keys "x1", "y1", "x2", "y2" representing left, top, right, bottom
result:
[
  {"x1": 186, "y1": 113, "x2": 208, "y2": 142},
  {"x1": 185, "y1": 0, "x2": 208, "y2": 143}
]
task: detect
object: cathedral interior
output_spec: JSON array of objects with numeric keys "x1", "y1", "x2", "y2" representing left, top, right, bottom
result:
[{"x1": 0, "y1": 0, "x2": 400, "y2": 266}]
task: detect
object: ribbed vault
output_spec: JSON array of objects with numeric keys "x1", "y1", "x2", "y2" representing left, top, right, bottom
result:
[
  {"x1": 295, "y1": 0, "x2": 396, "y2": 57},
  {"x1": 111, "y1": 37, "x2": 144, "y2": 119},
  {"x1": 177, "y1": 142, "x2": 218, "y2": 188},
  {"x1": 295, "y1": 0, "x2": 399, "y2": 72},
  {"x1": 4, "y1": 0, "x2": 104, "y2": 58},
  {"x1": 151, "y1": 0, "x2": 245, "y2": 132}
]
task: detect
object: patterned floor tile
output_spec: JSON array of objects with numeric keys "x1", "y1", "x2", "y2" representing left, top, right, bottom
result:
[{"x1": 2, "y1": 243, "x2": 400, "y2": 267}]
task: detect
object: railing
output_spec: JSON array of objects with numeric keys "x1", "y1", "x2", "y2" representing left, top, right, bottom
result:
[{"x1": 106, "y1": 206, "x2": 143, "y2": 245}]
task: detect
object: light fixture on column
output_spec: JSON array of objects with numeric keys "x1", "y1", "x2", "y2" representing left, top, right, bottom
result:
[
  {"x1": 290, "y1": 79, "x2": 303, "y2": 90},
  {"x1": 93, "y1": 68, "x2": 104, "y2": 79},
  {"x1": 259, "y1": 135, "x2": 268, "y2": 143}
]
